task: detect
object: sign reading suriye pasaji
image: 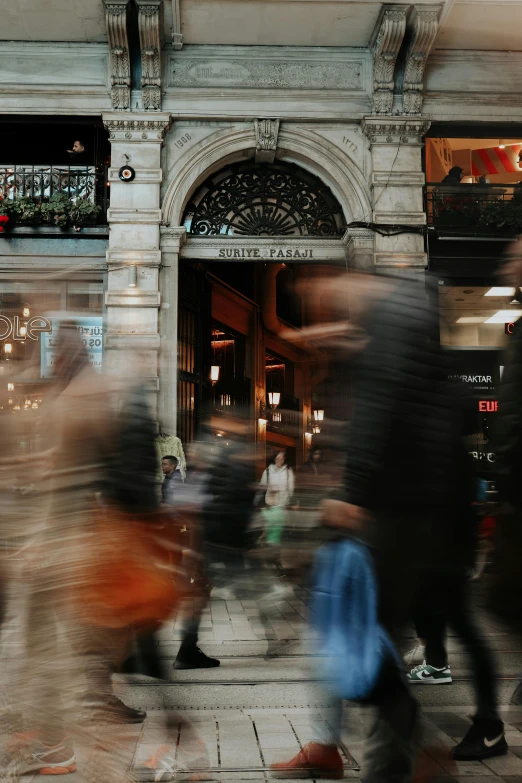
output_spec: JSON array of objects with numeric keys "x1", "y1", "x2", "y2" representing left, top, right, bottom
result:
[{"x1": 217, "y1": 247, "x2": 316, "y2": 259}]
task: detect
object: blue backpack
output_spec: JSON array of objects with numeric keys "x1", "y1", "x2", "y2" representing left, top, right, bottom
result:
[{"x1": 312, "y1": 538, "x2": 400, "y2": 702}]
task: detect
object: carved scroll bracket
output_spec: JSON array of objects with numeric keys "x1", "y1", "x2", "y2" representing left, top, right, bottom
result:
[
  {"x1": 403, "y1": 5, "x2": 441, "y2": 115},
  {"x1": 104, "y1": 0, "x2": 131, "y2": 111},
  {"x1": 136, "y1": 0, "x2": 163, "y2": 111},
  {"x1": 254, "y1": 119, "x2": 280, "y2": 164},
  {"x1": 370, "y1": 5, "x2": 407, "y2": 115}
]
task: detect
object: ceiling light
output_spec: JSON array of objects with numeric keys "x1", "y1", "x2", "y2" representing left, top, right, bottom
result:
[
  {"x1": 485, "y1": 310, "x2": 522, "y2": 324},
  {"x1": 456, "y1": 317, "x2": 487, "y2": 324},
  {"x1": 499, "y1": 140, "x2": 506, "y2": 149},
  {"x1": 485, "y1": 287, "x2": 515, "y2": 297}
]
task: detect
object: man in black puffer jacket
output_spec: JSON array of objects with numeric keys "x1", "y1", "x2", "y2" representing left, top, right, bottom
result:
[
  {"x1": 492, "y1": 238, "x2": 522, "y2": 702},
  {"x1": 273, "y1": 272, "x2": 502, "y2": 782}
]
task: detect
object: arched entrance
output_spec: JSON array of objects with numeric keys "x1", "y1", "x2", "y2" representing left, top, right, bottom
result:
[{"x1": 169, "y1": 156, "x2": 356, "y2": 468}]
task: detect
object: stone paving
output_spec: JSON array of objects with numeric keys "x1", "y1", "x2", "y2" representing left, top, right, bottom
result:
[{"x1": 4, "y1": 576, "x2": 522, "y2": 781}]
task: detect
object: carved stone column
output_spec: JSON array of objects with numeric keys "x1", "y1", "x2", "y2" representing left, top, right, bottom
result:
[
  {"x1": 403, "y1": 6, "x2": 440, "y2": 115},
  {"x1": 362, "y1": 116, "x2": 430, "y2": 268},
  {"x1": 103, "y1": 113, "x2": 171, "y2": 414},
  {"x1": 370, "y1": 5, "x2": 407, "y2": 115},
  {"x1": 136, "y1": 0, "x2": 162, "y2": 111},
  {"x1": 159, "y1": 227, "x2": 186, "y2": 434},
  {"x1": 104, "y1": 0, "x2": 131, "y2": 111}
]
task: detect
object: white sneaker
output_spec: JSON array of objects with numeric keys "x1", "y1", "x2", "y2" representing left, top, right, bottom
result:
[
  {"x1": 403, "y1": 644, "x2": 425, "y2": 667},
  {"x1": 408, "y1": 661, "x2": 452, "y2": 684}
]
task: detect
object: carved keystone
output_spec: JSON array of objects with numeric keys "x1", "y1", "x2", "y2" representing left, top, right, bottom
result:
[{"x1": 254, "y1": 119, "x2": 280, "y2": 164}]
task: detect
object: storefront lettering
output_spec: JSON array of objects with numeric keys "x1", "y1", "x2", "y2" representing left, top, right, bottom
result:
[
  {"x1": 218, "y1": 248, "x2": 315, "y2": 260},
  {"x1": 478, "y1": 400, "x2": 498, "y2": 412},
  {"x1": 470, "y1": 451, "x2": 496, "y2": 463},
  {"x1": 0, "y1": 315, "x2": 52, "y2": 341},
  {"x1": 450, "y1": 374, "x2": 492, "y2": 384}
]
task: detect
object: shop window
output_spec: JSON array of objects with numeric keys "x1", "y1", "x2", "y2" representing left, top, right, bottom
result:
[
  {"x1": 425, "y1": 136, "x2": 522, "y2": 235},
  {"x1": 0, "y1": 279, "x2": 104, "y2": 452},
  {"x1": 211, "y1": 324, "x2": 245, "y2": 380},
  {"x1": 211, "y1": 324, "x2": 250, "y2": 415},
  {"x1": 266, "y1": 352, "x2": 294, "y2": 398},
  {"x1": 438, "y1": 282, "x2": 518, "y2": 348}
]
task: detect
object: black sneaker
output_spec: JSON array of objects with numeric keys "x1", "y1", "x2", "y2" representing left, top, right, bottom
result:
[
  {"x1": 452, "y1": 721, "x2": 507, "y2": 761},
  {"x1": 174, "y1": 646, "x2": 220, "y2": 670}
]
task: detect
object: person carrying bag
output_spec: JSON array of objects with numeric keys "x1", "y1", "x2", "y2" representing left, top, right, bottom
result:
[{"x1": 255, "y1": 451, "x2": 295, "y2": 550}]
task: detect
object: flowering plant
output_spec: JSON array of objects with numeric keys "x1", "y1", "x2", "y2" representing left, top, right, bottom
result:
[{"x1": 0, "y1": 193, "x2": 102, "y2": 229}]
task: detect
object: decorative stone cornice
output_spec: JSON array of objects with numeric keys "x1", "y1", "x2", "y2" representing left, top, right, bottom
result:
[
  {"x1": 403, "y1": 5, "x2": 440, "y2": 115},
  {"x1": 370, "y1": 5, "x2": 407, "y2": 115},
  {"x1": 104, "y1": 0, "x2": 131, "y2": 111},
  {"x1": 103, "y1": 113, "x2": 171, "y2": 141},
  {"x1": 160, "y1": 226, "x2": 187, "y2": 253},
  {"x1": 361, "y1": 116, "x2": 431, "y2": 145},
  {"x1": 107, "y1": 249, "x2": 162, "y2": 266},
  {"x1": 254, "y1": 118, "x2": 280, "y2": 164},
  {"x1": 105, "y1": 290, "x2": 161, "y2": 307},
  {"x1": 136, "y1": 0, "x2": 162, "y2": 111}
]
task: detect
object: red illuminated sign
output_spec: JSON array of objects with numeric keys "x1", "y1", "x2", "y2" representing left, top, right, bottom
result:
[
  {"x1": 478, "y1": 400, "x2": 498, "y2": 412},
  {"x1": 506, "y1": 322, "x2": 515, "y2": 335}
]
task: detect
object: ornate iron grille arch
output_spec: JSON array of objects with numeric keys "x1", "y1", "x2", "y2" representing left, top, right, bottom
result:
[{"x1": 183, "y1": 161, "x2": 346, "y2": 237}]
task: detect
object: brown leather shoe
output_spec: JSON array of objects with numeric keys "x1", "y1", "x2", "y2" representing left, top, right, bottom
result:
[{"x1": 270, "y1": 742, "x2": 343, "y2": 779}]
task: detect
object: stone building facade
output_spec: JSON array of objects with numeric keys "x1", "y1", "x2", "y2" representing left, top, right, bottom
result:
[{"x1": 1, "y1": 0, "x2": 521, "y2": 461}]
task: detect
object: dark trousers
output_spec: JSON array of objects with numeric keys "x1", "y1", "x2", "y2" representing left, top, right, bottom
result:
[{"x1": 414, "y1": 574, "x2": 500, "y2": 725}]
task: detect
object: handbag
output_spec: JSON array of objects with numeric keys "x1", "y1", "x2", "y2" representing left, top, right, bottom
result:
[
  {"x1": 76, "y1": 506, "x2": 182, "y2": 631},
  {"x1": 312, "y1": 538, "x2": 400, "y2": 702}
]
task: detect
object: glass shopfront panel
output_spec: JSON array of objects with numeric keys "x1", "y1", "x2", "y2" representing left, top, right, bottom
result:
[{"x1": 0, "y1": 280, "x2": 103, "y2": 454}]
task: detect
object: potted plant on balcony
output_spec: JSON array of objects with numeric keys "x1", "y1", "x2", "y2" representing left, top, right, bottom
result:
[
  {"x1": 9, "y1": 196, "x2": 42, "y2": 226},
  {"x1": 40, "y1": 193, "x2": 69, "y2": 227},
  {"x1": 68, "y1": 197, "x2": 102, "y2": 228},
  {"x1": 0, "y1": 196, "x2": 10, "y2": 233},
  {"x1": 478, "y1": 199, "x2": 522, "y2": 235}
]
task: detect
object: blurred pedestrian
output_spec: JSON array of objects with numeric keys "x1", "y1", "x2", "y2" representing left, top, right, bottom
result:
[
  {"x1": 493, "y1": 237, "x2": 522, "y2": 705},
  {"x1": 173, "y1": 443, "x2": 219, "y2": 671},
  {"x1": 272, "y1": 272, "x2": 494, "y2": 780},
  {"x1": 257, "y1": 450, "x2": 295, "y2": 567}
]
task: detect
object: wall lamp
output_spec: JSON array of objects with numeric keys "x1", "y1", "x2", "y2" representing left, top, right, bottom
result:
[
  {"x1": 128, "y1": 265, "x2": 138, "y2": 288},
  {"x1": 210, "y1": 365, "x2": 221, "y2": 385},
  {"x1": 268, "y1": 391, "x2": 280, "y2": 408}
]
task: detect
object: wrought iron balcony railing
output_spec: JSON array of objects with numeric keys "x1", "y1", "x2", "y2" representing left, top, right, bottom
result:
[
  {"x1": 425, "y1": 183, "x2": 522, "y2": 235},
  {"x1": 266, "y1": 393, "x2": 302, "y2": 436},
  {"x1": 213, "y1": 376, "x2": 251, "y2": 417},
  {"x1": 0, "y1": 165, "x2": 109, "y2": 220}
]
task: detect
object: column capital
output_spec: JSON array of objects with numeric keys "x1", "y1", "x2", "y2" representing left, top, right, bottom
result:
[
  {"x1": 361, "y1": 116, "x2": 431, "y2": 145},
  {"x1": 103, "y1": 112, "x2": 171, "y2": 142},
  {"x1": 160, "y1": 226, "x2": 187, "y2": 252}
]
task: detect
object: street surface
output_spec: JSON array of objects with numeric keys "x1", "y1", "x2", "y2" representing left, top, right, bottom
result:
[{"x1": 3, "y1": 574, "x2": 522, "y2": 782}]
